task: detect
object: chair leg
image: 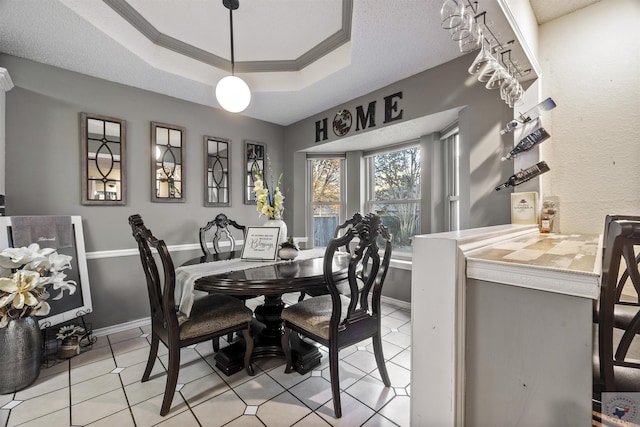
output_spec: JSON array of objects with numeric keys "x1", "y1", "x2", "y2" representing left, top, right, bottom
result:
[
  {"x1": 227, "y1": 333, "x2": 234, "y2": 344},
  {"x1": 142, "y1": 333, "x2": 160, "y2": 382},
  {"x1": 212, "y1": 337, "x2": 220, "y2": 353},
  {"x1": 160, "y1": 342, "x2": 180, "y2": 416},
  {"x1": 372, "y1": 332, "x2": 391, "y2": 386},
  {"x1": 281, "y1": 327, "x2": 293, "y2": 373},
  {"x1": 298, "y1": 292, "x2": 306, "y2": 302},
  {"x1": 328, "y1": 341, "x2": 342, "y2": 418},
  {"x1": 242, "y1": 328, "x2": 255, "y2": 376}
]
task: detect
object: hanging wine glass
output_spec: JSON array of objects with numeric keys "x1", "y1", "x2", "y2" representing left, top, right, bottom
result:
[
  {"x1": 450, "y1": 6, "x2": 475, "y2": 41},
  {"x1": 467, "y1": 33, "x2": 491, "y2": 74},
  {"x1": 485, "y1": 63, "x2": 509, "y2": 89},
  {"x1": 440, "y1": 0, "x2": 465, "y2": 30},
  {"x1": 459, "y1": 23, "x2": 481, "y2": 53},
  {"x1": 477, "y1": 53, "x2": 499, "y2": 82}
]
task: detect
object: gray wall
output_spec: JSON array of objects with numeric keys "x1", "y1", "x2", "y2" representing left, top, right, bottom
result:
[
  {"x1": 284, "y1": 54, "x2": 514, "y2": 237},
  {"x1": 2, "y1": 51, "x2": 514, "y2": 329},
  {"x1": 1, "y1": 54, "x2": 285, "y2": 329}
]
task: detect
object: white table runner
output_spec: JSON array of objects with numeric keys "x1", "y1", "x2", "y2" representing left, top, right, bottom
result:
[{"x1": 175, "y1": 247, "x2": 326, "y2": 316}]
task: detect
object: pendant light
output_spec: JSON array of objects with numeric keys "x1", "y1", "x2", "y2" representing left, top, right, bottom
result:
[{"x1": 215, "y1": 0, "x2": 251, "y2": 113}]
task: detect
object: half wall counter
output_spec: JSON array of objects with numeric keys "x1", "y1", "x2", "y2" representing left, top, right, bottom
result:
[{"x1": 411, "y1": 224, "x2": 601, "y2": 426}]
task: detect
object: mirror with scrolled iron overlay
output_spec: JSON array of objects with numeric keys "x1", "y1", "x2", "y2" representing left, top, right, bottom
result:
[
  {"x1": 151, "y1": 122, "x2": 185, "y2": 203},
  {"x1": 80, "y1": 112, "x2": 126, "y2": 205},
  {"x1": 204, "y1": 135, "x2": 230, "y2": 207},
  {"x1": 244, "y1": 141, "x2": 265, "y2": 204}
]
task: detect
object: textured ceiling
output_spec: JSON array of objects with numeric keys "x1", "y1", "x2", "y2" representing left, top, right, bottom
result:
[{"x1": 0, "y1": 0, "x2": 598, "y2": 133}]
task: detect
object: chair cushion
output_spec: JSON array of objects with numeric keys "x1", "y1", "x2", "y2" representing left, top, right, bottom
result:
[
  {"x1": 281, "y1": 294, "x2": 350, "y2": 340},
  {"x1": 177, "y1": 294, "x2": 252, "y2": 340}
]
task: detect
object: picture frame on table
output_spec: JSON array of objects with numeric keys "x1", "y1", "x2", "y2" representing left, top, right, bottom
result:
[{"x1": 241, "y1": 226, "x2": 280, "y2": 261}]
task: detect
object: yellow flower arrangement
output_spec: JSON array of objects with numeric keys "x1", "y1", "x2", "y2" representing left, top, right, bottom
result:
[{"x1": 253, "y1": 157, "x2": 284, "y2": 220}]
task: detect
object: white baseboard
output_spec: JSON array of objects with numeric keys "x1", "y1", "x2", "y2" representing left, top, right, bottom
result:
[
  {"x1": 381, "y1": 295, "x2": 411, "y2": 310},
  {"x1": 93, "y1": 317, "x2": 150, "y2": 337}
]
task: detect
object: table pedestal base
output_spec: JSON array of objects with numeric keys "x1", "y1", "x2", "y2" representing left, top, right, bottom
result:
[{"x1": 214, "y1": 295, "x2": 321, "y2": 376}]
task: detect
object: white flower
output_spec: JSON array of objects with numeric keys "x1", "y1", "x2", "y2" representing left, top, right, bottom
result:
[
  {"x1": 0, "y1": 243, "x2": 54, "y2": 269},
  {"x1": 0, "y1": 270, "x2": 48, "y2": 309}
]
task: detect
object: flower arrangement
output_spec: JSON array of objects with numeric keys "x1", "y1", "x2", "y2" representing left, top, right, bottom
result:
[
  {"x1": 0, "y1": 244, "x2": 77, "y2": 328},
  {"x1": 56, "y1": 324, "x2": 85, "y2": 341},
  {"x1": 253, "y1": 155, "x2": 285, "y2": 220}
]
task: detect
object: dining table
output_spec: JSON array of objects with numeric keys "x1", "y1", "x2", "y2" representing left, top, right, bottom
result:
[{"x1": 180, "y1": 248, "x2": 350, "y2": 375}]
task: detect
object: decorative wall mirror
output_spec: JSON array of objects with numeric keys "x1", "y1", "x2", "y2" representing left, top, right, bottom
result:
[
  {"x1": 80, "y1": 112, "x2": 126, "y2": 205},
  {"x1": 244, "y1": 141, "x2": 265, "y2": 204},
  {"x1": 204, "y1": 135, "x2": 231, "y2": 207},
  {"x1": 151, "y1": 122, "x2": 185, "y2": 202}
]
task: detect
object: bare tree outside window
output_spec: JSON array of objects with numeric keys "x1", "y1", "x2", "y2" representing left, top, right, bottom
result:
[
  {"x1": 369, "y1": 146, "x2": 421, "y2": 252},
  {"x1": 311, "y1": 159, "x2": 343, "y2": 246}
]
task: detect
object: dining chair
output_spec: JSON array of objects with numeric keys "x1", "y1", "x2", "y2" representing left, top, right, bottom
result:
[
  {"x1": 199, "y1": 213, "x2": 246, "y2": 256},
  {"x1": 594, "y1": 218, "x2": 640, "y2": 396},
  {"x1": 281, "y1": 212, "x2": 392, "y2": 418},
  {"x1": 297, "y1": 212, "x2": 363, "y2": 302},
  {"x1": 128, "y1": 214, "x2": 254, "y2": 416}
]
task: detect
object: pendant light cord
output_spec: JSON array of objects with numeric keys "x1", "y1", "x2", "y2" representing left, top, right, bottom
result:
[{"x1": 229, "y1": 6, "x2": 235, "y2": 76}]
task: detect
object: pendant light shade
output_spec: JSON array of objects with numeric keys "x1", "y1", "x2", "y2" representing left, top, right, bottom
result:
[
  {"x1": 216, "y1": 75, "x2": 251, "y2": 113},
  {"x1": 216, "y1": 0, "x2": 251, "y2": 113}
]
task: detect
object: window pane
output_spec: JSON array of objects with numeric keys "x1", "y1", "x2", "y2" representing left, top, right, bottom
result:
[
  {"x1": 373, "y1": 147, "x2": 420, "y2": 201},
  {"x1": 312, "y1": 159, "x2": 341, "y2": 202},
  {"x1": 373, "y1": 202, "x2": 420, "y2": 253},
  {"x1": 313, "y1": 207, "x2": 340, "y2": 247}
]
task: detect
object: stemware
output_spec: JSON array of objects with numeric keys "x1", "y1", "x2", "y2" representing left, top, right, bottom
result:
[
  {"x1": 485, "y1": 63, "x2": 508, "y2": 89},
  {"x1": 440, "y1": 0, "x2": 465, "y2": 30},
  {"x1": 450, "y1": 7, "x2": 475, "y2": 42},
  {"x1": 476, "y1": 53, "x2": 499, "y2": 82},
  {"x1": 467, "y1": 34, "x2": 491, "y2": 74}
]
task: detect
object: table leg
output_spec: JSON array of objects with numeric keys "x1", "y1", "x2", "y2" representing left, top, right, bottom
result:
[{"x1": 214, "y1": 294, "x2": 321, "y2": 375}]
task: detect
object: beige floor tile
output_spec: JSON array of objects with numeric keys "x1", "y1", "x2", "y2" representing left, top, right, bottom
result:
[
  {"x1": 398, "y1": 322, "x2": 411, "y2": 335},
  {"x1": 115, "y1": 346, "x2": 154, "y2": 367},
  {"x1": 70, "y1": 343, "x2": 114, "y2": 368},
  {"x1": 7, "y1": 388, "x2": 69, "y2": 425},
  {"x1": 316, "y1": 392, "x2": 376, "y2": 426},
  {"x1": 153, "y1": 408, "x2": 201, "y2": 426},
  {"x1": 389, "y1": 348, "x2": 410, "y2": 370},
  {"x1": 14, "y1": 367, "x2": 69, "y2": 400},
  {"x1": 191, "y1": 389, "x2": 247, "y2": 427},
  {"x1": 70, "y1": 357, "x2": 117, "y2": 385},
  {"x1": 224, "y1": 414, "x2": 266, "y2": 427},
  {"x1": 110, "y1": 336, "x2": 151, "y2": 356},
  {"x1": 123, "y1": 373, "x2": 167, "y2": 406},
  {"x1": 386, "y1": 309, "x2": 411, "y2": 322},
  {"x1": 0, "y1": 408, "x2": 9, "y2": 427},
  {"x1": 361, "y1": 412, "x2": 399, "y2": 427},
  {"x1": 40, "y1": 359, "x2": 71, "y2": 378},
  {"x1": 130, "y1": 393, "x2": 188, "y2": 427},
  {"x1": 370, "y1": 361, "x2": 410, "y2": 388},
  {"x1": 71, "y1": 372, "x2": 123, "y2": 405},
  {"x1": 265, "y1": 363, "x2": 310, "y2": 390},
  {"x1": 341, "y1": 350, "x2": 378, "y2": 374},
  {"x1": 179, "y1": 372, "x2": 230, "y2": 407},
  {"x1": 71, "y1": 388, "x2": 129, "y2": 425},
  {"x1": 378, "y1": 395, "x2": 410, "y2": 427},
  {"x1": 380, "y1": 331, "x2": 411, "y2": 350},
  {"x1": 367, "y1": 338, "x2": 405, "y2": 361},
  {"x1": 15, "y1": 407, "x2": 69, "y2": 427},
  {"x1": 118, "y1": 359, "x2": 166, "y2": 386},
  {"x1": 292, "y1": 411, "x2": 332, "y2": 426},
  {"x1": 323, "y1": 356, "x2": 369, "y2": 389},
  {"x1": 344, "y1": 375, "x2": 394, "y2": 411},
  {"x1": 288, "y1": 376, "x2": 333, "y2": 411},
  {"x1": 85, "y1": 408, "x2": 136, "y2": 426},
  {"x1": 176, "y1": 358, "x2": 217, "y2": 384},
  {"x1": 380, "y1": 316, "x2": 408, "y2": 330},
  {"x1": 0, "y1": 393, "x2": 13, "y2": 407},
  {"x1": 107, "y1": 327, "x2": 145, "y2": 344},
  {"x1": 256, "y1": 391, "x2": 312, "y2": 426},
  {"x1": 233, "y1": 372, "x2": 286, "y2": 405}
]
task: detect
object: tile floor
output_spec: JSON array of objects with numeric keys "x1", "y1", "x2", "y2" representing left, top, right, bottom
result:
[{"x1": 0, "y1": 294, "x2": 411, "y2": 427}]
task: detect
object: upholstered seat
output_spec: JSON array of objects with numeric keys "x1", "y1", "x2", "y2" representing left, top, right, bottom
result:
[
  {"x1": 129, "y1": 214, "x2": 254, "y2": 416},
  {"x1": 281, "y1": 213, "x2": 392, "y2": 418}
]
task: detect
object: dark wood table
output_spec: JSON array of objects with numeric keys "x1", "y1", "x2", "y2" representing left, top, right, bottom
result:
[{"x1": 183, "y1": 251, "x2": 350, "y2": 375}]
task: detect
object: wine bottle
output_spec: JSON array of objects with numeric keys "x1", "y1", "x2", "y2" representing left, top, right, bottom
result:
[
  {"x1": 501, "y1": 128, "x2": 550, "y2": 161},
  {"x1": 499, "y1": 98, "x2": 557, "y2": 135},
  {"x1": 495, "y1": 161, "x2": 550, "y2": 191}
]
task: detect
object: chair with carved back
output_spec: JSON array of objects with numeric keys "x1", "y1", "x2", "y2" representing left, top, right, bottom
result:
[
  {"x1": 594, "y1": 218, "x2": 640, "y2": 398},
  {"x1": 297, "y1": 212, "x2": 363, "y2": 302},
  {"x1": 129, "y1": 214, "x2": 254, "y2": 416},
  {"x1": 199, "y1": 213, "x2": 247, "y2": 257},
  {"x1": 281, "y1": 213, "x2": 392, "y2": 418}
]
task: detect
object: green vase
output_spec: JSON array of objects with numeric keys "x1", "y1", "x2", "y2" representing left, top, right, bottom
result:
[{"x1": 0, "y1": 316, "x2": 42, "y2": 394}]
